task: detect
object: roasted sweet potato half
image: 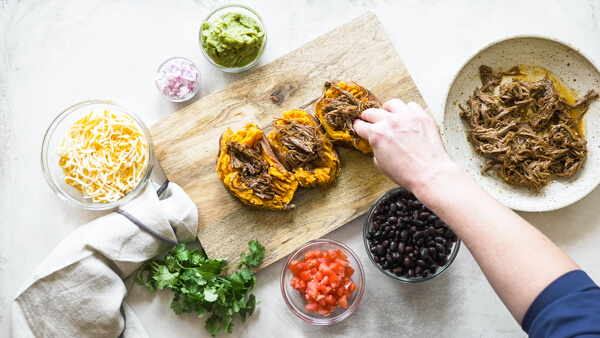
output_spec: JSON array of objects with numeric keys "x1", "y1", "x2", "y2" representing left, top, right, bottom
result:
[
  {"x1": 314, "y1": 81, "x2": 381, "y2": 154},
  {"x1": 267, "y1": 109, "x2": 341, "y2": 191},
  {"x1": 217, "y1": 123, "x2": 298, "y2": 210}
]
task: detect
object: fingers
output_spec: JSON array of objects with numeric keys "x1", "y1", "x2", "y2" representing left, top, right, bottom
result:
[
  {"x1": 360, "y1": 108, "x2": 390, "y2": 123},
  {"x1": 406, "y1": 101, "x2": 426, "y2": 116},
  {"x1": 383, "y1": 99, "x2": 408, "y2": 114},
  {"x1": 406, "y1": 102, "x2": 444, "y2": 150},
  {"x1": 353, "y1": 119, "x2": 371, "y2": 140}
]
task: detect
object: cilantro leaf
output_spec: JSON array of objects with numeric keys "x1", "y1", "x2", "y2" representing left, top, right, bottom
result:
[
  {"x1": 135, "y1": 240, "x2": 265, "y2": 337},
  {"x1": 153, "y1": 266, "x2": 179, "y2": 290},
  {"x1": 240, "y1": 240, "x2": 266, "y2": 267},
  {"x1": 203, "y1": 288, "x2": 219, "y2": 302},
  {"x1": 205, "y1": 314, "x2": 221, "y2": 336}
]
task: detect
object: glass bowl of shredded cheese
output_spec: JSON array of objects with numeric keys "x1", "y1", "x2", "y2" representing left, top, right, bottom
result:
[{"x1": 41, "y1": 100, "x2": 154, "y2": 210}]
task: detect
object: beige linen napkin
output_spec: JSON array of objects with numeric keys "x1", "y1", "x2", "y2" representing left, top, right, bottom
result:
[{"x1": 11, "y1": 181, "x2": 198, "y2": 337}]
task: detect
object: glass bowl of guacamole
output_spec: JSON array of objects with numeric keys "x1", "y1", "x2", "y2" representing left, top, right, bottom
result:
[{"x1": 200, "y1": 4, "x2": 267, "y2": 73}]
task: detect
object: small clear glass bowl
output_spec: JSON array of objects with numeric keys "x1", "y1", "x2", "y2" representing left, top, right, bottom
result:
[
  {"x1": 155, "y1": 56, "x2": 200, "y2": 102},
  {"x1": 363, "y1": 187, "x2": 461, "y2": 283},
  {"x1": 41, "y1": 100, "x2": 154, "y2": 210},
  {"x1": 199, "y1": 4, "x2": 267, "y2": 73},
  {"x1": 280, "y1": 239, "x2": 365, "y2": 325}
]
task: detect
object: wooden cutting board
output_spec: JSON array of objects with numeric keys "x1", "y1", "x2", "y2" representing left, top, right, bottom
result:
[{"x1": 150, "y1": 11, "x2": 430, "y2": 270}]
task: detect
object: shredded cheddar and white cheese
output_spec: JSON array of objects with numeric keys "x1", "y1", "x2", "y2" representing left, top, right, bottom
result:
[{"x1": 57, "y1": 110, "x2": 149, "y2": 203}]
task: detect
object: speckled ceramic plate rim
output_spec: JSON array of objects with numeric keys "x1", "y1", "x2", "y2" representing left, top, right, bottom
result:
[{"x1": 440, "y1": 34, "x2": 600, "y2": 212}]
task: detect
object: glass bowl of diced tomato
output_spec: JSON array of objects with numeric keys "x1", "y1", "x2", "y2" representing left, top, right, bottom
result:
[{"x1": 280, "y1": 239, "x2": 365, "y2": 325}]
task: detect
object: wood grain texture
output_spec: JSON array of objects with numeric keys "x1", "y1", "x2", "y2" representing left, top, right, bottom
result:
[{"x1": 150, "y1": 12, "x2": 430, "y2": 269}]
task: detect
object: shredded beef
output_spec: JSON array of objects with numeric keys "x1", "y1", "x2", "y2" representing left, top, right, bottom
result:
[
  {"x1": 273, "y1": 119, "x2": 328, "y2": 170},
  {"x1": 459, "y1": 65, "x2": 598, "y2": 192},
  {"x1": 321, "y1": 81, "x2": 381, "y2": 142},
  {"x1": 226, "y1": 141, "x2": 276, "y2": 200}
]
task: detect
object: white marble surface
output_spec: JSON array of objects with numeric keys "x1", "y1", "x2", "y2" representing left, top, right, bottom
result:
[{"x1": 2, "y1": 0, "x2": 600, "y2": 337}]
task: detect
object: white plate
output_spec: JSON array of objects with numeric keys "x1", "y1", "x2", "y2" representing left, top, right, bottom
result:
[{"x1": 441, "y1": 36, "x2": 600, "y2": 212}]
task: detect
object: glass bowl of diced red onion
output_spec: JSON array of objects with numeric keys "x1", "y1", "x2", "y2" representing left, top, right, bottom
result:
[{"x1": 155, "y1": 57, "x2": 200, "y2": 102}]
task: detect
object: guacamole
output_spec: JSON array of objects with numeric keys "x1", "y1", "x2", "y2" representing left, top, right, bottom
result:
[{"x1": 201, "y1": 12, "x2": 265, "y2": 68}]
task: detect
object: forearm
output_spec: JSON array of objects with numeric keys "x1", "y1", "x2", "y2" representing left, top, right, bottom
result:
[{"x1": 414, "y1": 164, "x2": 579, "y2": 323}]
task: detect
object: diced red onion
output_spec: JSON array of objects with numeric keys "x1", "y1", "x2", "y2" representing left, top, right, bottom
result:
[{"x1": 155, "y1": 58, "x2": 200, "y2": 101}]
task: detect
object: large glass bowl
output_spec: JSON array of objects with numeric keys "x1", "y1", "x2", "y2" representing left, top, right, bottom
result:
[
  {"x1": 363, "y1": 187, "x2": 461, "y2": 283},
  {"x1": 41, "y1": 100, "x2": 154, "y2": 210},
  {"x1": 280, "y1": 239, "x2": 365, "y2": 325},
  {"x1": 199, "y1": 4, "x2": 267, "y2": 73}
]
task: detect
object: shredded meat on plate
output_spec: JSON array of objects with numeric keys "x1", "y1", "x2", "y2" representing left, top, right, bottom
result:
[{"x1": 459, "y1": 65, "x2": 598, "y2": 193}]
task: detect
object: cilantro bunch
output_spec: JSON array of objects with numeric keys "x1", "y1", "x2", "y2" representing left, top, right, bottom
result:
[{"x1": 136, "y1": 240, "x2": 266, "y2": 336}]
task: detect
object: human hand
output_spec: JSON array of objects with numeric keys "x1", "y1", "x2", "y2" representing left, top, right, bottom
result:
[{"x1": 354, "y1": 99, "x2": 457, "y2": 194}]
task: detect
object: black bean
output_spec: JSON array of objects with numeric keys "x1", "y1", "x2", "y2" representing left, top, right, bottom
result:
[
  {"x1": 444, "y1": 229, "x2": 454, "y2": 239},
  {"x1": 427, "y1": 215, "x2": 438, "y2": 224},
  {"x1": 428, "y1": 226, "x2": 436, "y2": 237},
  {"x1": 368, "y1": 190, "x2": 455, "y2": 279},
  {"x1": 398, "y1": 242, "x2": 406, "y2": 254}
]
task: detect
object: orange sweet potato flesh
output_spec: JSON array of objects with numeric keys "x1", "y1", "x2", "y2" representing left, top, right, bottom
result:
[
  {"x1": 217, "y1": 123, "x2": 298, "y2": 210},
  {"x1": 267, "y1": 109, "x2": 341, "y2": 192},
  {"x1": 314, "y1": 81, "x2": 381, "y2": 154}
]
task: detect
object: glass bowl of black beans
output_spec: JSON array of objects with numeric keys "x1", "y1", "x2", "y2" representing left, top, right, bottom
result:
[{"x1": 364, "y1": 187, "x2": 460, "y2": 283}]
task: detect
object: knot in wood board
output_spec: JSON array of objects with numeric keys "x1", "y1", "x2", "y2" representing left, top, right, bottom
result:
[{"x1": 267, "y1": 82, "x2": 298, "y2": 105}]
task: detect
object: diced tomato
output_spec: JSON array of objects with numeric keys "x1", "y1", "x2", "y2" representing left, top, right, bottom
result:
[
  {"x1": 345, "y1": 266, "x2": 355, "y2": 278},
  {"x1": 299, "y1": 270, "x2": 311, "y2": 281},
  {"x1": 288, "y1": 249, "x2": 357, "y2": 317},
  {"x1": 324, "y1": 295, "x2": 335, "y2": 305},
  {"x1": 305, "y1": 302, "x2": 318, "y2": 312},
  {"x1": 338, "y1": 295, "x2": 348, "y2": 308}
]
